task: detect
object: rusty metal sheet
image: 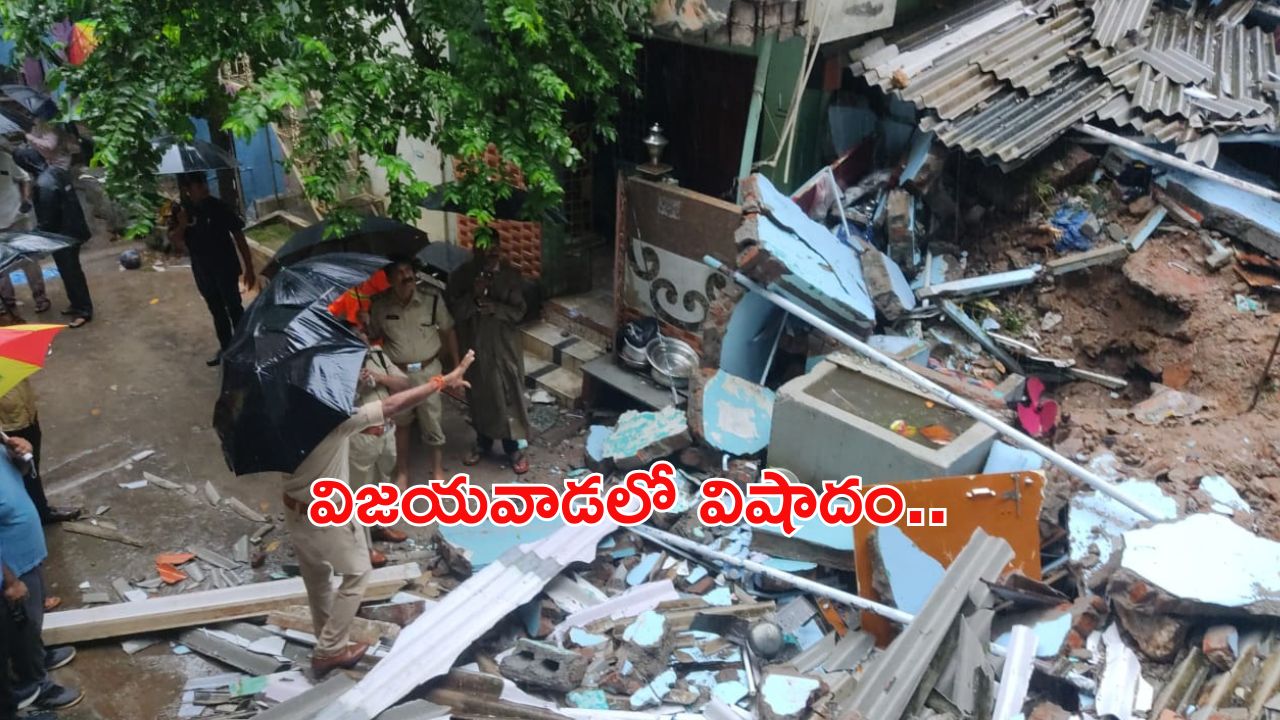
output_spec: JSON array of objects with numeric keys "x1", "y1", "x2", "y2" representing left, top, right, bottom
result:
[{"x1": 852, "y1": 471, "x2": 1046, "y2": 646}]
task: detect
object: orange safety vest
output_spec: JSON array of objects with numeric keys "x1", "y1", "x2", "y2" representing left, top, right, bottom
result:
[{"x1": 327, "y1": 269, "x2": 391, "y2": 328}]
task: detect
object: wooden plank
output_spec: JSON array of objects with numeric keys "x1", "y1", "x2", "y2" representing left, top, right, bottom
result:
[
  {"x1": 42, "y1": 563, "x2": 420, "y2": 645},
  {"x1": 64, "y1": 521, "x2": 144, "y2": 547},
  {"x1": 267, "y1": 605, "x2": 401, "y2": 647}
]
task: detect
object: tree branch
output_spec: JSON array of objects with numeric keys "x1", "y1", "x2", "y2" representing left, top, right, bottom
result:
[{"x1": 391, "y1": 0, "x2": 441, "y2": 72}]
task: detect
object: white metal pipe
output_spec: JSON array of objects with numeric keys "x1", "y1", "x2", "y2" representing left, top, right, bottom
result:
[
  {"x1": 703, "y1": 257, "x2": 1165, "y2": 521},
  {"x1": 1074, "y1": 123, "x2": 1280, "y2": 205},
  {"x1": 628, "y1": 523, "x2": 916, "y2": 625}
]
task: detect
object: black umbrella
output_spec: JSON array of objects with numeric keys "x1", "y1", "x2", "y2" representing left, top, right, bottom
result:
[
  {"x1": 417, "y1": 241, "x2": 472, "y2": 276},
  {"x1": 0, "y1": 85, "x2": 57, "y2": 122},
  {"x1": 419, "y1": 181, "x2": 530, "y2": 220},
  {"x1": 153, "y1": 135, "x2": 237, "y2": 175},
  {"x1": 213, "y1": 252, "x2": 389, "y2": 476},
  {"x1": 0, "y1": 230, "x2": 74, "y2": 274},
  {"x1": 261, "y1": 216, "x2": 429, "y2": 278},
  {"x1": 0, "y1": 107, "x2": 29, "y2": 136}
]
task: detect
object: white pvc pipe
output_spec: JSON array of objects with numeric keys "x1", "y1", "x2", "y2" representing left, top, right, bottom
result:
[
  {"x1": 628, "y1": 523, "x2": 916, "y2": 625},
  {"x1": 1074, "y1": 123, "x2": 1280, "y2": 205},
  {"x1": 703, "y1": 257, "x2": 1165, "y2": 521}
]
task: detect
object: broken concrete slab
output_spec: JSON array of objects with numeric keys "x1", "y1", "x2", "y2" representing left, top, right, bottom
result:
[
  {"x1": 688, "y1": 370, "x2": 774, "y2": 457},
  {"x1": 867, "y1": 525, "x2": 944, "y2": 617},
  {"x1": 1110, "y1": 513, "x2": 1280, "y2": 617},
  {"x1": 601, "y1": 406, "x2": 691, "y2": 471},
  {"x1": 1131, "y1": 384, "x2": 1205, "y2": 425},
  {"x1": 498, "y1": 639, "x2": 588, "y2": 692},
  {"x1": 1068, "y1": 477, "x2": 1179, "y2": 584},
  {"x1": 1197, "y1": 475, "x2": 1251, "y2": 515},
  {"x1": 1161, "y1": 166, "x2": 1280, "y2": 259},
  {"x1": 1046, "y1": 244, "x2": 1130, "y2": 276},
  {"x1": 737, "y1": 174, "x2": 874, "y2": 334},
  {"x1": 868, "y1": 335, "x2": 931, "y2": 366},
  {"x1": 862, "y1": 248, "x2": 917, "y2": 321},
  {"x1": 885, "y1": 188, "x2": 917, "y2": 270},
  {"x1": 621, "y1": 610, "x2": 674, "y2": 677},
  {"x1": 758, "y1": 672, "x2": 823, "y2": 720}
]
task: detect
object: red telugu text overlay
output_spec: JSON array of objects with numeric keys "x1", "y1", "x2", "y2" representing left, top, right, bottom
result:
[{"x1": 307, "y1": 462, "x2": 949, "y2": 535}]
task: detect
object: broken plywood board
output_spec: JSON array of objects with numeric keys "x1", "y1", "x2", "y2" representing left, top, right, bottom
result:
[
  {"x1": 268, "y1": 605, "x2": 401, "y2": 647},
  {"x1": 42, "y1": 563, "x2": 420, "y2": 645},
  {"x1": 854, "y1": 471, "x2": 1045, "y2": 646}
]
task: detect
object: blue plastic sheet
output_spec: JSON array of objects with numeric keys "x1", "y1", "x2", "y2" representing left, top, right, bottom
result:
[{"x1": 1051, "y1": 206, "x2": 1093, "y2": 253}]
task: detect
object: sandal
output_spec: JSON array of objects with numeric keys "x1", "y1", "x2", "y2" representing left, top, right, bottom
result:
[
  {"x1": 34, "y1": 299, "x2": 51, "y2": 313},
  {"x1": 44, "y1": 596, "x2": 62, "y2": 612},
  {"x1": 66, "y1": 317, "x2": 89, "y2": 329},
  {"x1": 511, "y1": 453, "x2": 529, "y2": 475},
  {"x1": 462, "y1": 448, "x2": 485, "y2": 467}
]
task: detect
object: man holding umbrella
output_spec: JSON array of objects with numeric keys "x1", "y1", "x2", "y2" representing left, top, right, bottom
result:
[
  {"x1": 26, "y1": 125, "x2": 92, "y2": 328},
  {"x1": 280, "y1": 347, "x2": 474, "y2": 676},
  {"x1": 168, "y1": 172, "x2": 257, "y2": 366}
]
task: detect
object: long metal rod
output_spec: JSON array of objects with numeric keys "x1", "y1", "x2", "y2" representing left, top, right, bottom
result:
[
  {"x1": 1249, "y1": 327, "x2": 1280, "y2": 411},
  {"x1": 737, "y1": 34, "x2": 774, "y2": 204},
  {"x1": 629, "y1": 524, "x2": 914, "y2": 624},
  {"x1": 1074, "y1": 123, "x2": 1280, "y2": 204},
  {"x1": 703, "y1": 256, "x2": 1164, "y2": 521}
]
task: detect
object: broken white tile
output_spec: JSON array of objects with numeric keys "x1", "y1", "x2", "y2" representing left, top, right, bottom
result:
[
  {"x1": 130, "y1": 450, "x2": 155, "y2": 463},
  {"x1": 1068, "y1": 478, "x2": 1178, "y2": 582},
  {"x1": 124, "y1": 589, "x2": 149, "y2": 603},
  {"x1": 247, "y1": 635, "x2": 287, "y2": 657},
  {"x1": 117, "y1": 479, "x2": 148, "y2": 490},
  {"x1": 1199, "y1": 475, "x2": 1251, "y2": 515}
]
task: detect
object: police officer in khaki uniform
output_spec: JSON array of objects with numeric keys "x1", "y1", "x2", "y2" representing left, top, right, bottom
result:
[
  {"x1": 368, "y1": 260, "x2": 459, "y2": 482},
  {"x1": 350, "y1": 315, "x2": 411, "y2": 561},
  {"x1": 279, "y1": 349, "x2": 474, "y2": 676}
]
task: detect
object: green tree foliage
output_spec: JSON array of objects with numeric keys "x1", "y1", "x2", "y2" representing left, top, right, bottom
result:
[{"x1": 1, "y1": 0, "x2": 648, "y2": 237}]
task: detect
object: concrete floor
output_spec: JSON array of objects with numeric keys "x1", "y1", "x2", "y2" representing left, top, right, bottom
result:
[{"x1": 23, "y1": 242, "x2": 584, "y2": 719}]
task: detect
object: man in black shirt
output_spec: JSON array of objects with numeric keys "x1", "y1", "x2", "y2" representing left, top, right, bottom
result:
[
  {"x1": 26, "y1": 130, "x2": 93, "y2": 328},
  {"x1": 167, "y1": 173, "x2": 256, "y2": 366}
]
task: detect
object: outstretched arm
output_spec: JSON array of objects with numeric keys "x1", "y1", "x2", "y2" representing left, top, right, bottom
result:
[{"x1": 381, "y1": 349, "x2": 475, "y2": 419}]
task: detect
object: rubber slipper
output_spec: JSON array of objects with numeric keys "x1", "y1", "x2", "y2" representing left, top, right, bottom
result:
[
  {"x1": 35, "y1": 299, "x2": 51, "y2": 313},
  {"x1": 66, "y1": 317, "x2": 89, "y2": 329},
  {"x1": 43, "y1": 596, "x2": 61, "y2": 612},
  {"x1": 511, "y1": 454, "x2": 529, "y2": 475},
  {"x1": 462, "y1": 449, "x2": 484, "y2": 467}
]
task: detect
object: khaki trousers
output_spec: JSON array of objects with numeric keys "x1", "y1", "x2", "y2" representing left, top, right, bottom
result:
[{"x1": 283, "y1": 504, "x2": 372, "y2": 656}]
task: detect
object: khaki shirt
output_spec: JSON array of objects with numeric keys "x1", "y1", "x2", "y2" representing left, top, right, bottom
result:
[
  {"x1": 0, "y1": 381, "x2": 37, "y2": 432},
  {"x1": 358, "y1": 347, "x2": 406, "y2": 406},
  {"x1": 368, "y1": 285, "x2": 454, "y2": 366},
  {"x1": 283, "y1": 401, "x2": 384, "y2": 497}
]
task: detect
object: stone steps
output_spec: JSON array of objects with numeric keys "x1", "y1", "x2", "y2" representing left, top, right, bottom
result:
[
  {"x1": 523, "y1": 352, "x2": 584, "y2": 408},
  {"x1": 519, "y1": 320, "x2": 607, "y2": 409}
]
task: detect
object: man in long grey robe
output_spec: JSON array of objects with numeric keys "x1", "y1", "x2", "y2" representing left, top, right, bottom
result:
[{"x1": 447, "y1": 239, "x2": 531, "y2": 474}]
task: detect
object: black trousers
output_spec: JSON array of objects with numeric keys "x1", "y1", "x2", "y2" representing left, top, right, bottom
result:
[
  {"x1": 8, "y1": 423, "x2": 47, "y2": 521},
  {"x1": 192, "y1": 258, "x2": 243, "y2": 350},
  {"x1": 51, "y1": 246, "x2": 92, "y2": 319},
  {"x1": 2, "y1": 565, "x2": 51, "y2": 707},
  {"x1": 477, "y1": 434, "x2": 520, "y2": 456},
  {"x1": 0, "y1": 593, "x2": 14, "y2": 720}
]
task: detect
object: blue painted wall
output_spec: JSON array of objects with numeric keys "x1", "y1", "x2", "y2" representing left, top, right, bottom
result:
[{"x1": 190, "y1": 117, "x2": 287, "y2": 217}]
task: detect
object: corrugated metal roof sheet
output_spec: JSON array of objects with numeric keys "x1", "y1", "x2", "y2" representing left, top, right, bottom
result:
[
  {"x1": 850, "y1": 0, "x2": 1279, "y2": 166},
  {"x1": 315, "y1": 522, "x2": 619, "y2": 720},
  {"x1": 839, "y1": 530, "x2": 1014, "y2": 720},
  {"x1": 1089, "y1": 0, "x2": 1155, "y2": 48},
  {"x1": 932, "y1": 66, "x2": 1120, "y2": 163}
]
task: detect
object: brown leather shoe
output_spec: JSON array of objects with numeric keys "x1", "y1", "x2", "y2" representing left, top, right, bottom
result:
[
  {"x1": 371, "y1": 527, "x2": 408, "y2": 543},
  {"x1": 369, "y1": 549, "x2": 387, "y2": 568},
  {"x1": 311, "y1": 642, "x2": 369, "y2": 676}
]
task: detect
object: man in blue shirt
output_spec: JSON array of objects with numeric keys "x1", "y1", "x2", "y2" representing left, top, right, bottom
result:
[{"x1": 0, "y1": 435, "x2": 83, "y2": 716}]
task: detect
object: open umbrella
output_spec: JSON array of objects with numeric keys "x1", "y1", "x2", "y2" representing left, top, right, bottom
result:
[
  {"x1": 0, "y1": 230, "x2": 74, "y2": 276},
  {"x1": 0, "y1": 107, "x2": 29, "y2": 136},
  {"x1": 0, "y1": 85, "x2": 57, "y2": 122},
  {"x1": 213, "y1": 252, "x2": 389, "y2": 476},
  {"x1": 0, "y1": 324, "x2": 65, "y2": 400},
  {"x1": 419, "y1": 181, "x2": 530, "y2": 219},
  {"x1": 153, "y1": 135, "x2": 237, "y2": 175},
  {"x1": 417, "y1": 241, "x2": 472, "y2": 276},
  {"x1": 261, "y1": 216, "x2": 429, "y2": 278}
]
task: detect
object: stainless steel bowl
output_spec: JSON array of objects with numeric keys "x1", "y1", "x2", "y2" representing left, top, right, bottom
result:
[{"x1": 646, "y1": 337, "x2": 699, "y2": 388}]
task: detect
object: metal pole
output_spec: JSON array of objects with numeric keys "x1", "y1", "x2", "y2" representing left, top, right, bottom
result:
[
  {"x1": 737, "y1": 34, "x2": 775, "y2": 204},
  {"x1": 1074, "y1": 124, "x2": 1280, "y2": 205},
  {"x1": 1249, "y1": 327, "x2": 1280, "y2": 411},
  {"x1": 703, "y1": 256, "x2": 1166, "y2": 521},
  {"x1": 629, "y1": 523, "x2": 915, "y2": 624}
]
